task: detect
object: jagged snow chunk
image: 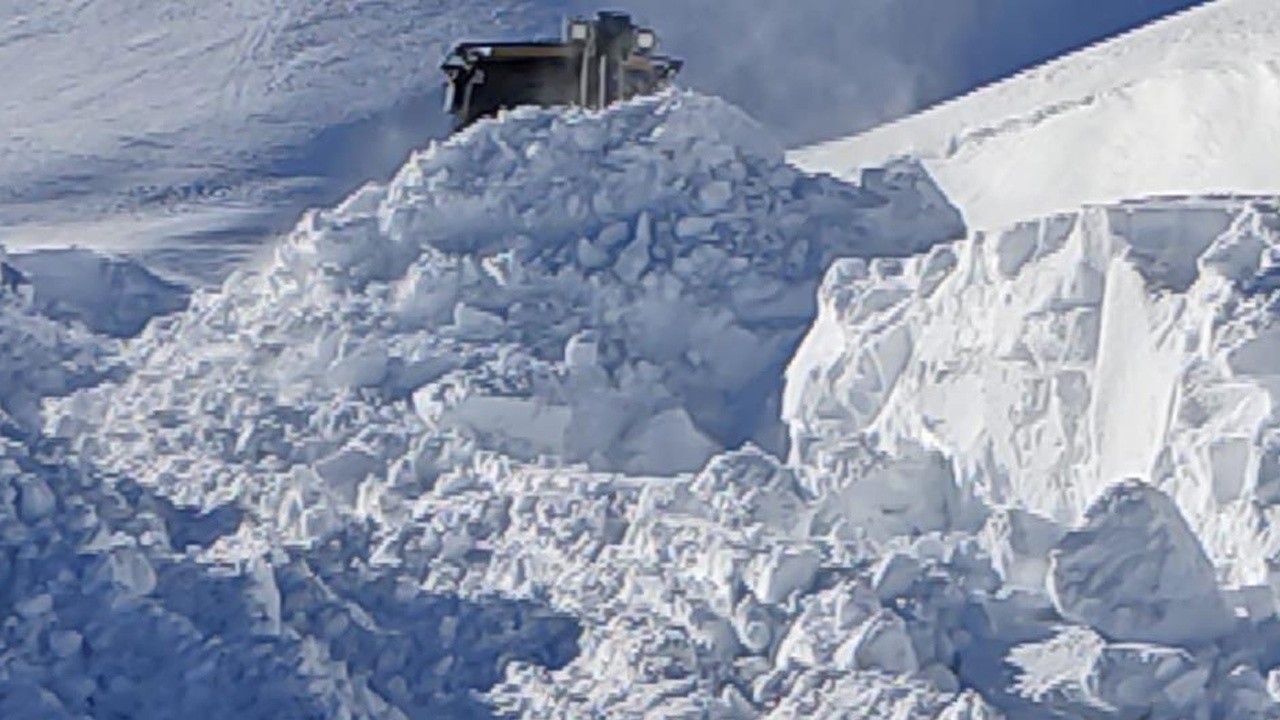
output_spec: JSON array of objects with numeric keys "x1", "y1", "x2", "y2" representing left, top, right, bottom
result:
[
  {"x1": 834, "y1": 609, "x2": 920, "y2": 674},
  {"x1": 937, "y1": 691, "x2": 1006, "y2": 720},
  {"x1": 1048, "y1": 479, "x2": 1231, "y2": 646},
  {"x1": 785, "y1": 198, "x2": 1280, "y2": 583},
  {"x1": 1086, "y1": 644, "x2": 1210, "y2": 718},
  {"x1": 979, "y1": 507, "x2": 1066, "y2": 591},
  {"x1": 808, "y1": 441, "x2": 984, "y2": 542}
]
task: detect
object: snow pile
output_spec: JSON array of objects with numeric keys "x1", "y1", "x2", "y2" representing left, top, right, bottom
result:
[
  {"x1": 33, "y1": 92, "x2": 1079, "y2": 718},
  {"x1": 51, "y1": 90, "x2": 962, "y2": 505},
  {"x1": 0, "y1": 442, "x2": 583, "y2": 719},
  {"x1": 998, "y1": 480, "x2": 1280, "y2": 720},
  {"x1": 791, "y1": 0, "x2": 1280, "y2": 231},
  {"x1": 6, "y1": 248, "x2": 189, "y2": 337},
  {"x1": 787, "y1": 196, "x2": 1280, "y2": 584},
  {"x1": 471, "y1": 448, "x2": 1010, "y2": 718}
]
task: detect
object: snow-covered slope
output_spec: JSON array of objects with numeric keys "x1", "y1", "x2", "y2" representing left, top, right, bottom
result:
[
  {"x1": 790, "y1": 0, "x2": 1280, "y2": 231},
  {"x1": 0, "y1": 0, "x2": 567, "y2": 285}
]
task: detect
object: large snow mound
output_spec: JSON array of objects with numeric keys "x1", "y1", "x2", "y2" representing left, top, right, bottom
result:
[
  {"x1": 51, "y1": 90, "x2": 962, "y2": 495},
  {"x1": 790, "y1": 0, "x2": 1280, "y2": 231},
  {"x1": 25, "y1": 84, "x2": 1280, "y2": 720},
  {"x1": 6, "y1": 248, "x2": 189, "y2": 338}
]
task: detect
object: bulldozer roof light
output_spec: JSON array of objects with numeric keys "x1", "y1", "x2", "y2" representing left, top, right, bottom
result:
[
  {"x1": 635, "y1": 29, "x2": 657, "y2": 51},
  {"x1": 568, "y1": 20, "x2": 591, "y2": 41}
]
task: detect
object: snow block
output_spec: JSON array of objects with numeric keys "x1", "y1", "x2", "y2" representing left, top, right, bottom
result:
[
  {"x1": 979, "y1": 507, "x2": 1066, "y2": 591},
  {"x1": 1084, "y1": 644, "x2": 1210, "y2": 718},
  {"x1": 1048, "y1": 479, "x2": 1232, "y2": 646},
  {"x1": 834, "y1": 609, "x2": 920, "y2": 674}
]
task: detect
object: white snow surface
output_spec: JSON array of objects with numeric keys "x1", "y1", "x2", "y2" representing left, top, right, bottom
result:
[
  {"x1": 790, "y1": 0, "x2": 1280, "y2": 232},
  {"x1": 5, "y1": 248, "x2": 188, "y2": 338},
  {"x1": 13, "y1": 14, "x2": 1280, "y2": 714},
  {"x1": 0, "y1": 0, "x2": 568, "y2": 285}
]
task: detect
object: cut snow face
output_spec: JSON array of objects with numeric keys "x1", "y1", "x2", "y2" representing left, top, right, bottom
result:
[
  {"x1": 791, "y1": 0, "x2": 1280, "y2": 231},
  {"x1": 786, "y1": 195, "x2": 1280, "y2": 585}
]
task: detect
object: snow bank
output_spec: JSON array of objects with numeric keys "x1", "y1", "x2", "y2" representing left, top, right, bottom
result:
[{"x1": 786, "y1": 196, "x2": 1280, "y2": 584}]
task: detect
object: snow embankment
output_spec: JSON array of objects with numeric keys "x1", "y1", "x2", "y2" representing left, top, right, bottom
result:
[
  {"x1": 789, "y1": 0, "x2": 1280, "y2": 232},
  {"x1": 786, "y1": 196, "x2": 1280, "y2": 587}
]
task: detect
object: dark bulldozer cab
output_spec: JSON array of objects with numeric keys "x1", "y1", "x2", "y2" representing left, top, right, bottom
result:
[{"x1": 441, "y1": 11, "x2": 683, "y2": 131}]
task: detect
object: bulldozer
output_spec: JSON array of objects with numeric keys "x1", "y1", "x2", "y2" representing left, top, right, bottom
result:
[{"x1": 441, "y1": 11, "x2": 683, "y2": 131}]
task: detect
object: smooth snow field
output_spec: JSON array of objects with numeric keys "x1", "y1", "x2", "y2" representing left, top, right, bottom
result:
[{"x1": 10, "y1": 0, "x2": 1280, "y2": 718}]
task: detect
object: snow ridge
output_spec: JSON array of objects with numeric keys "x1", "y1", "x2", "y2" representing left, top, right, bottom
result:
[{"x1": 791, "y1": 0, "x2": 1280, "y2": 231}]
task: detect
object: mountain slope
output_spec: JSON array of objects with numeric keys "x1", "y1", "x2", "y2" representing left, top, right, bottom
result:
[
  {"x1": 790, "y1": 0, "x2": 1280, "y2": 230},
  {"x1": 0, "y1": 0, "x2": 567, "y2": 284}
]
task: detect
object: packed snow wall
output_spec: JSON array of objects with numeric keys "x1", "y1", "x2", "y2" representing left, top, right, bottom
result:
[{"x1": 786, "y1": 195, "x2": 1280, "y2": 584}]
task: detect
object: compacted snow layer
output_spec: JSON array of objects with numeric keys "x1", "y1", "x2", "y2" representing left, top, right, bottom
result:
[
  {"x1": 790, "y1": 0, "x2": 1280, "y2": 232},
  {"x1": 14, "y1": 93, "x2": 1280, "y2": 718}
]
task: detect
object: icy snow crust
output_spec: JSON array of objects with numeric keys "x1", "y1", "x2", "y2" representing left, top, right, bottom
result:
[
  {"x1": 9, "y1": 92, "x2": 1280, "y2": 718},
  {"x1": 790, "y1": 0, "x2": 1280, "y2": 232}
]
